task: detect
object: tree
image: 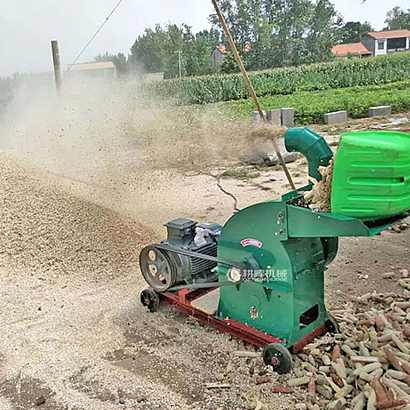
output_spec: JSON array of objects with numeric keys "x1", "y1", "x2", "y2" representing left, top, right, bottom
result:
[
  {"x1": 162, "y1": 24, "x2": 186, "y2": 78},
  {"x1": 210, "y1": 0, "x2": 313, "y2": 67},
  {"x1": 94, "y1": 52, "x2": 113, "y2": 62},
  {"x1": 130, "y1": 24, "x2": 170, "y2": 74},
  {"x1": 183, "y1": 29, "x2": 221, "y2": 76},
  {"x1": 130, "y1": 24, "x2": 220, "y2": 78},
  {"x1": 338, "y1": 21, "x2": 373, "y2": 44},
  {"x1": 220, "y1": 51, "x2": 238, "y2": 73},
  {"x1": 244, "y1": 16, "x2": 276, "y2": 70},
  {"x1": 269, "y1": 0, "x2": 314, "y2": 67},
  {"x1": 385, "y1": 7, "x2": 410, "y2": 30},
  {"x1": 209, "y1": 0, "x2": 258, "y2": 45},
  {"x1": 112, "y1": 53, "x2": 130, "y2": 76},
  {"x1": 210, "y1": 0, "x2": 342, "y2": 69}
]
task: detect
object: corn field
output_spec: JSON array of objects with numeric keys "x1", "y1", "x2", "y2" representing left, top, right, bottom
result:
[{"x1": 142, "y1": 52, "x2": 410, "y2": 104}]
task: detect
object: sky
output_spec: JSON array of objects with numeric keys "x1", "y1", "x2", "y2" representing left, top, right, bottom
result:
[{"x1": 0, "y1": 0, "x2": 409, "y2": 77}]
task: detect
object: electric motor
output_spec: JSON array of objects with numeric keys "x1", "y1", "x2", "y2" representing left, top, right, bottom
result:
[{"x1": 139, "y1": 218, "x2": 222, "y2": 292}]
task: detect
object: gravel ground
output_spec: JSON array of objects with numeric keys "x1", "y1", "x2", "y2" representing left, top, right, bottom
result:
[
  {"x1": 1, "y1": 83, "x2": 410, "y2": 409},
  {"x1": 1, "y1": 145, "x2": 410, "y2": 410},
  {"x1": 0, "y1": 150, "x2": 303, "y2": 410}
]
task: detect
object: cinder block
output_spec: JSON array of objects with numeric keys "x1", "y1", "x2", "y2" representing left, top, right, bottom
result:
[
  {"x1": 253, "y1": 110, "x2": 267, "y2": 126},
  {"x1": 368, "y1": 106, "x2": 391, "y2": 117},
  {"x1": 281, "y1": 108, "x2": 294, "y2": 127},
  {"x1": 267, "y1": 109, "x2": 282, "y2": 126},
  {"x1": 324, "y1": 111, "x2": 348, "y2": 125}
]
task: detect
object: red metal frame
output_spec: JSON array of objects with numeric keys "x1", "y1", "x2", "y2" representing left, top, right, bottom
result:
[
  {"x1": 158, "y1": 288, "x2": 326, "y2": 351},
  {"x1": 291, "y1": 324, "x2": 326, "y2": 353}
]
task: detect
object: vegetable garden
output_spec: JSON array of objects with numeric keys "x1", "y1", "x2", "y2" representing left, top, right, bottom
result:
[{"x1": 223, "y1": 80, "x2": 410, "y2": 124}]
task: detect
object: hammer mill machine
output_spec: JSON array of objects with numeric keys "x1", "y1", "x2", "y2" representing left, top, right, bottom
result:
[{"x1": 139, "y1": 128, "x2": 410, "y2": 373}]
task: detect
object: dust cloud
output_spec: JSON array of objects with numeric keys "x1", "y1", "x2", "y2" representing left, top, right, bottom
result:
[
  {"x1": 0, "y1": 74, "x2": 252, "y2": 187},
  {"x1": 0, "y1": 74, "x2": 256, "y2": 234}
]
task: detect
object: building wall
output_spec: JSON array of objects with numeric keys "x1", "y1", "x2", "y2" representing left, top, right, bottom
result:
[
  {"x1": 387, "y1": 37, "x2": 407, "y2": 52},
  {"x1": 362, "y1": 36, "x2": 375, "y2": 56},
  {"x1": 69, "y1": 67, "x2": 117, "y2": 79},
  {"x1": 375, "y1": 39, "x2": 387, "y2": 56},
  {"x1": 335, "y1": 53, "x2": 371, "y2": 60},
  {"x1": 211, "y1": 49, "x2": 225, "y2": 68}
]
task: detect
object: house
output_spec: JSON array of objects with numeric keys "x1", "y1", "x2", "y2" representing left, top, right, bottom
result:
[
  {"x1": 332, "y1": 43, "x2": 372, "y2": 59},
  {"x1": 211, "y1": 45, "x2": 228, "y2": 68},
  {"x1": 333, "y1": 29, "x2": 410, "y2": 59},
  {"x1": 68, "y1": 61, "x2": 117, "y2": 78},
  {"x1": 362, "y1": 29, "x2": 410, "y2": 56}
]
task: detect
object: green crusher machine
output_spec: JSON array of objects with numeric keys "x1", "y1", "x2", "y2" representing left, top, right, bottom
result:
[{"x1": 139, "y1": 128, "x2": 410, "y2": 373}]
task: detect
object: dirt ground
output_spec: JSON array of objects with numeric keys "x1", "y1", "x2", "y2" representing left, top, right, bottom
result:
[{"x1": 0, "y1": 82, "x2": 410, "y2": 409}]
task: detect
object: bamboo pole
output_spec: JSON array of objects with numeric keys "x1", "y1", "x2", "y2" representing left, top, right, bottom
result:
[{"x1": 211, "y1": 0, "x2": 295, "y2": 190}]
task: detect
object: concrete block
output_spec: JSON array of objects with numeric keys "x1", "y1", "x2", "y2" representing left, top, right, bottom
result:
[
  {"x1": 324, "y1": 111, "x2": 348, "y2": 125},
  {"x1": 281, "y1": 108, "x2": 294, "y2": 127},
  {"x1": 253, "y1": 110, "x2": 267, "y2": 126},
  {"x1": 368, "y1": 105, "x2": 391, "y2": 117},
  {"x1": 267, "y1": 109, "x2": 282, "y2": 127}
]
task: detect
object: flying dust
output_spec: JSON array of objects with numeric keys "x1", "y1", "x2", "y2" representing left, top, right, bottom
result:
[{"x1": 0, "y1": 75, "x2": 253, "y2": 186}]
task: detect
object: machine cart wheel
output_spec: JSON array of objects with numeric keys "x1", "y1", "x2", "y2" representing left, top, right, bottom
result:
[
  {"x1": 325, "y1": 314, "x2": 339, "y2": 334},
  {"x1": 263, "y1": 343, "x2": 293, "y2": 374},
  {"x1": 140, "y1": 289, "x2": 160, "y2": 312}
]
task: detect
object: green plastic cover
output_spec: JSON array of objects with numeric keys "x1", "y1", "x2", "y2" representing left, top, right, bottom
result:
[{"x1": 331, "y1": 131, "x2": 410, "y2": 219}]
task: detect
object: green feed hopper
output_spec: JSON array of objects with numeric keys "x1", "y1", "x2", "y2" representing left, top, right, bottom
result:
[{"x1": 332, "y1": 131, "x2": 410, "y2": 219}]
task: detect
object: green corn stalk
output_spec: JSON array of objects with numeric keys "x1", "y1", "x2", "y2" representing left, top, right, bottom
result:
[{"x1": 141, "y1": 52, "x2": 410, "y2": 105}]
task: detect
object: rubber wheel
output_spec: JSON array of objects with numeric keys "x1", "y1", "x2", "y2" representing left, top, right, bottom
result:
[
  {"x1": 263, "y1": 343, "x2": 293, "y2": 374},
  {"x1": 325, "y1": 314, "x2": 339, "y2": 334},
  {"x1": 140, "y1": 289, "x2": 160, "y2": 312}
]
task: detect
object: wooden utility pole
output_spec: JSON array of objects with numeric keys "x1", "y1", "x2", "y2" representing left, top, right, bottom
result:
[
  {"x1": 51, "y1": 40, "x2": 62, "y2": 91},
  {"x1": 210, "y1": 0, "x2": 295, "y2": 190},
  {"x1": 174, "y1": 50, "x2": 182, "y2": 78}
]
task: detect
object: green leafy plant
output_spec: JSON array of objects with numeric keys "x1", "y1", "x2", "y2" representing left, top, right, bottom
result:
[
  {"x1": 221, "y1": 80, "x2": 410, "y2": 124},
  {"x1": 141, "y1": 52, "x2": 410, "y2": 105}
]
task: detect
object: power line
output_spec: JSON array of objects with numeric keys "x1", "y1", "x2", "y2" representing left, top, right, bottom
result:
[{"x1": 66, "y1": 0, "x2": 125, "y2": 73}]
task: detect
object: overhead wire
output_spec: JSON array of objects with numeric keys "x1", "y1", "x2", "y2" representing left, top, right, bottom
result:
[{"x1": 66, "y1": 0, "x2": 125, "y2": 73}]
